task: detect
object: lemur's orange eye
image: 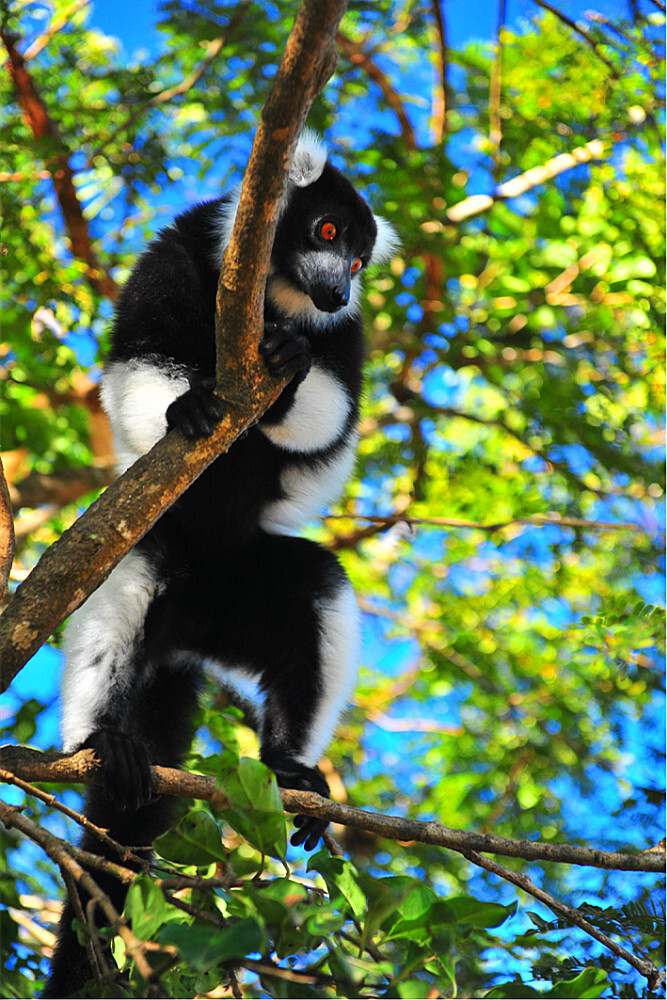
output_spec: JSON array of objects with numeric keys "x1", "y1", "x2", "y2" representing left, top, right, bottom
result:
[
  {"x1": 320, "y1": 221, "x2": 337, "y2": 240},
  {"x1": 351, "y1": 258, "x2": 363, "y2": 273}
]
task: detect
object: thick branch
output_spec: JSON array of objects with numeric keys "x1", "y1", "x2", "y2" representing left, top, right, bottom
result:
[
  {"x1": 2, "y1": 746, "x2": 663, "y2": 874},
  {"x1": 0, "y1": 0, "x2": 349, "y2": 692},
  {"x1": 0, "y1": 458, "x2": 14, "y2": 600}
]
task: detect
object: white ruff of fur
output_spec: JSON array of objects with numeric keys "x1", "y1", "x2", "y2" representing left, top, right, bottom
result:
[
  {"x1": 101, "y1": 360, "x2": 189, "y2": 473},
  {"x1": 260, "y1": 437, "x2": 358, "y2": 536},
  {"x1": 61, "y1": 551, "x2": 159, "y2": 751},
  {"x1": 259, "y1": 365, "x2": 351, "y2": 453}
]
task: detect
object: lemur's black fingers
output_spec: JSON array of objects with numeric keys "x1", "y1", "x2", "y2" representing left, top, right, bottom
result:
[
  {"x1": 290, "y1": 814, "x2": 329, "y2": 851},
  {"x1": 259, "y1": 326, "x2": 311, "y2": 381},
  {"x1": 166, "y1": 382, "x2": 225, "y2": 439},
  {"x1": 264, "y1": 756, "x2": 331, "y2": 799},
  {"x1": 263, "y1": 756, "x2": 330, "y2": 849}
]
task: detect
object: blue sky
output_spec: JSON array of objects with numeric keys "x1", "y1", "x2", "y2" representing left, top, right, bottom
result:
[{"x1": 87, "y1": 0, "x2": 631, "y2": 60}]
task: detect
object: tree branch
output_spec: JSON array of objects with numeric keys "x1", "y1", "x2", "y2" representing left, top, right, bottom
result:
[
  {"x1": 9, "y1": 466, "x2": 115, "y2": 512},
  {"x1": 0, "y1": 458, "x2": 14, "y2": 600},
  {"x1": 446, "y1": 138, "x2": 606, "y2": 222},
  {"x1": 0, "y1": 799, "x2": 173, "y2": 995},
  {"x1": 2, "y1": 746, "x2": 663, "y2": 874},
  {"x1": 89, "y1": 4, "x2": 250, "y2": 163},
  {"x1": 463, "y1": 849, "x2": 661, "y2": 988},
  {"x1": 336, "y1": 30, "x2": 417, "y2": 150},
  {"x1": 0, "y1": 0, "x2": 349, "y2": 693},
  {"x1": 324, "y1": 510, "x2": 642, "y2": 551},
  {"x1": 429, "y1": 0, "x2": 448, "y2": 142},
  {"x1": 22, "y1": 0, "x2": 90, "y2": 61},
  {"x1": 0, "y1": 25, "x2": 118, "y2": 299}
]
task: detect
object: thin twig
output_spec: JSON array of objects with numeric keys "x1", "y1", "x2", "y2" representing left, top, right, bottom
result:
[
  {"x1": 90, "y1": 5, "x2": 250, "y2": 162},
  {"x1": 489, "y1": 0, "x2": 507, "y2": 173},
  {"x1": 323, "y1": 511, "x2": 641, "y2": 533},
  {"x1": 463, "y1": 849, "x2": 661, "y2": 988},
  {"x1": 0, "y1": 800, "x2": 172, "y2": 994}
]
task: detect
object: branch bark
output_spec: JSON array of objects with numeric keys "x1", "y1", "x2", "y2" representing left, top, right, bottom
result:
[
  {"x1": 2, "y1": 746, "x2": 663, "y2": 874},
  {"x1": 0, "y1": 458, "x2": 15, "y2": 600},
  {"x1": 0, "y1": 0, "x2": 349, "y2": 693}
]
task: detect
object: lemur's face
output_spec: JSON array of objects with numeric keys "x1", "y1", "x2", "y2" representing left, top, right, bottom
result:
[{"x1": 268, "y1": 163, "x2": 384, "y2": 325}]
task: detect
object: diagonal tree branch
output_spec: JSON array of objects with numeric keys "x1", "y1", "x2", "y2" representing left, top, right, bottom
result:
[
  {"x1": 336, "y1": 30, "x2": 417, "y2": 150},
  {"x1": 530, "y1": 0, "x2": 619, "y2": 78},
  {"x1": 22, "y1": 0, "x2": 91, "y2": 60},
  {"x1": 446, "y1": 137, "x2": 607, "y2": 222},
  {"x1": 0, "y1": 0, "x2": 350, "y2": 692},
  {"x1": 463, "y1": 849, "x2": 661, "y2": 988},
  {"x1": 429, "y1": 0, "x2": 448, "y2": 142},
  {"x1": 89, "y1": 4, "x2": 250, "y2": 164}
]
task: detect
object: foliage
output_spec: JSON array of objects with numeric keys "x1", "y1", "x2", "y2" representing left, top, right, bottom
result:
[{"x1": 1, "y1": 0, "x2": 664, "y2": 997}]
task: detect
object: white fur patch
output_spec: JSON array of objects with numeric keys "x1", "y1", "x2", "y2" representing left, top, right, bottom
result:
[
  {"x1": 101, "y1": 359, "x2": 189, "y2": 473},
  {"x1": 204, "y1": 659, "x2": 266, "y2": 734},
  {"x1": 288, "y1": 129, "x2": 328, "y2": 187},
  {"x1": 371, "y1": 215, "x2": 400, "y2": 265},
  {"x1": 210, "y1": 183, "x2": 242, "y2": 266},
  {"x1": 260, "y1": 437, "x2": 357, "y2": 535},
  {"x1": 297, "y1": 581, "x2": 360, "y2": 767},
  {"x1": 61, "y1": 551, "x2": 159, "y2": 751},
  {"x1": 260, "y1": 366, "x2": 350, "y2": 453}
]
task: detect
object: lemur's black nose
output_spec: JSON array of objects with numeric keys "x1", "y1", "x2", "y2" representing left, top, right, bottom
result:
[{"x1": 330, "y1": 284, "x2": 349, "y2": 309}]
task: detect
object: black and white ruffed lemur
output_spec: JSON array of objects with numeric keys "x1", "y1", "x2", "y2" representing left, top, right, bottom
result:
[{"x1": 44, "y1": 130, "x2": 397, "y2": 997}]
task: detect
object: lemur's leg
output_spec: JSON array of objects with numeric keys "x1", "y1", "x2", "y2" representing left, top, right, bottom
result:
[
  {"x1": 167, "y1": 533, "x2": 360, "y2": 850},
  {"x1": 45, "y1": 655, "x2": 202, "y2": 997}
]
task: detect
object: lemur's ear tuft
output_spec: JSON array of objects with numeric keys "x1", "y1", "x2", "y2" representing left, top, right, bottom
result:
[
  {"x1": 371, "y1": 215, "x2": 401, "y2": 265},
  {"x1": 289, "y1": 129, "x2": 328, "y2": 188}
]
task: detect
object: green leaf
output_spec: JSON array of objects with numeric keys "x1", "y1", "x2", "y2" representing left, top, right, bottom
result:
[
  {"x1": 215, "y1": 758, "x2": 287, "y2": 858},
  {"x1": 307, "y1": 852, "x2": 367, "y2": 920},
  {"x1": 124, "y1": 876, "x2": 172, "y2": 941},
  {"x1": 447, "y1": 894, "x2": 518, "y2": 928},
  {"x1": 160, "y1": 918, "x2": 265, "y2": 973},
  {"x1": 155, "y1": 809, "x2": 226, "y2": 866}
]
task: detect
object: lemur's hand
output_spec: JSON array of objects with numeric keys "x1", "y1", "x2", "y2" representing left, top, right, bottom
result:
[
  {"x1": 260, "y1": 321, "x2": 312, "y2": 385},
  {"x1": 80, "y1": 728, "x2": 155, "y2": 812},
  {"x1": 166, "y1": 377, "x2": 226, "y2": 438},
  {"x1": 264, "y1": 755, "x2": 330, "y2": 851}
]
